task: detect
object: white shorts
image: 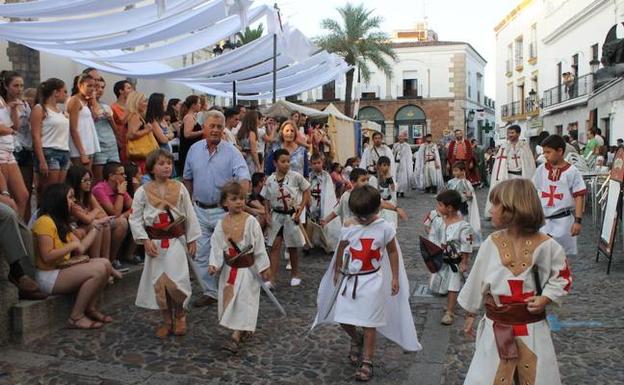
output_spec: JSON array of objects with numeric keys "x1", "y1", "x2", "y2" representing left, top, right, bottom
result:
[{"x1": 35, "y1": 269, "x2": 60, "y2": 295}]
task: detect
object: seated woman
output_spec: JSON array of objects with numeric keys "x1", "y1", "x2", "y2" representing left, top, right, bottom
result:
[
  {"x1": 66, "y1": 165, "x2": 127, "y2": 273},
  {"x1": 32, "y1": 183, "x2": 114, "y2": 329}
]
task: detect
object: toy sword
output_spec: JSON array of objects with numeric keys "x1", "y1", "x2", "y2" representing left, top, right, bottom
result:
[
  {"x1": 228, "y1": 239, "x2": 287, "y2": 317},
  {"x1": 323, "y1": 249, "x2": 350, "y2": 319}
]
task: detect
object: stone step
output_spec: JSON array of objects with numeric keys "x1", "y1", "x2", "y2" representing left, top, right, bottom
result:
[{"x1": 10, "y1": 265, "x2": 143, "y2": 345}]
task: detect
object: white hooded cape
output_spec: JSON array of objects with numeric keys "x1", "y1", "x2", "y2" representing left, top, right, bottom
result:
[
  {"x1": 393, "y1": 142, "x2": 414, "y2": 193},
  {"x1": 308, "y1": 170, "x2": 341, "y2": 251},
  {"x1": 310, "y1": 229, "x2": 422, "y2": 352}
]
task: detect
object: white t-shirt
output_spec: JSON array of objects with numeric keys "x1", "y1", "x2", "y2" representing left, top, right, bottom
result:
[
  {"x1": 257, "y1": 127, "x2": 266, "y2": 154},
  {"x1": 0, "y1": 98, "x2": 14, "y2": 152}
]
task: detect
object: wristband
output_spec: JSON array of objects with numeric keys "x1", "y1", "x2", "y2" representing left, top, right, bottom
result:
[
  {"x1": 574, "y1": 217, "x2": 582, "y2": 224},
  {"x1": 0, "y1": 190, "x2": 10, "y2": 197}
]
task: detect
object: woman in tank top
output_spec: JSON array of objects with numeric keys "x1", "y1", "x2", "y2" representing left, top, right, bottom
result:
[
  {"x1": 31, "y1": 78, "x2": 71, "y2": 200},
  {"x1": 67, "y1": 73, "x2": 100, "y2": 172},
  {"x1": 177, "y1": 95, "x2": 202, "y2": 176}
]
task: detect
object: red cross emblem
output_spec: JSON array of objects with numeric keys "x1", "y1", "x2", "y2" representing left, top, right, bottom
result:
[
  {"x1": 541, "y1": 185, "x2": 563, "y2": 207},
  {"x1": 349, "y1": 238, "x2": 382, "y2": 272},
  {"x1": 153, "y1": 212, "x2": 171, "y2": 248},
  {"x1": 465, "y1": 233, "x2": 474, "y2": 245},
  {"x1": 277, "y1": 184, "x2": 292, "y2": 211},
  {"x1": 494, "y1": 148, "x2": 507, "y2": 180},
  {"x1": 558, "y1": 260, "x2": 572, "y2": 292},
  {"x1": 311, "y1": 178, "x2": 322, "y2": 205},
  {"x1": 511, "y1": 152, "x2": 521, "y2": 168},
  {"x1": 499, "y1": 280, "x2": 535, "y2": 336}
]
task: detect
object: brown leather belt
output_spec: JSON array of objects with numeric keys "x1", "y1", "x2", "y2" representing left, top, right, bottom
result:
[
  {"x1": 224, "y1": 252, "x2": 255, "y2": 268},
  {"x1": 146, "y1": 222, "x2": 185, "y2": 240},
  {"x1": 485, "y1": 294, "x2": 546, "y2": 360},
  {"x1": 195, "y1": 201, "x2": 219, "y2": 209}
]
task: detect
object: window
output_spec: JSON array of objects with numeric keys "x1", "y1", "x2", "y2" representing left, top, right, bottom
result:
[
  {"x1": 402, "y1": 78, "x2": 418, "y2": 98},
  {"x1": 322, "y1": 81, "x2": 336, "y2": 100},
  {"x1": 476, "y1": 73, "x2": 483, "y2": 103},
  {"x1": 591, "y1": 43, "x2": 599, "y2": 61},
  {"x1": 507, "y1": 44, "x2": 513, "y2": 72},
  {"x1": 529, "y1": 24, "x2": 537, "y2": 58},
  {"x1": 515, "y1": 36, "x2": 524, "y2": 66},
  {"x1": 572, "y1": 54, "x2": 578, "y2": 75},
  {"x1": 361, "y1": 92, "x2": 377, "y2": 100}
]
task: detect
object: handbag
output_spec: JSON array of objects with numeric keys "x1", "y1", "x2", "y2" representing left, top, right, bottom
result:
[
  {"x1": 57, "y1": 255, "x2": 90, "y2": 269},
  {"x1": 127, "y1": 131, "x2": 158, "y2": 159}
]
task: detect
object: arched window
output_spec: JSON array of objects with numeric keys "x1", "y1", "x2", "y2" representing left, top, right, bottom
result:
[
  {"x1": 394, "y1": 105, "x2": 427, "y2": 143},
  {"x1": 358, "y1": 106, "x2": 386, "y2": 135}
]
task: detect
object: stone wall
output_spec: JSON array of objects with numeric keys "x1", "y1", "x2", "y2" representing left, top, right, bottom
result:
[
  {"x1": 5, "y1": 0, "x2": 41, "y2": 88},
  {"x1": 0, "y1": 258, "x2": 18, "y2": 345}
]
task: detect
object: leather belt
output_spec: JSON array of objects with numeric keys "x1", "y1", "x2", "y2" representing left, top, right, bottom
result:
[
  {"x1": 508, "y1": 170, "x2": 522, "y2": 175},
  {"x1": 485, "y1": 294, "x2": 546, "y2": 360},
  {"x1": 273, "y1": 208, "x2": 295, "y2": 215},
  {"x1": 195, "y1": 201, "x2": 218, "y2": 209},
  {"x1": 341, "y1": 268, "x2": 380, "y2": 299},
  {"x1": 545, "y1": 209, "x2": 573, "y2": 220}
]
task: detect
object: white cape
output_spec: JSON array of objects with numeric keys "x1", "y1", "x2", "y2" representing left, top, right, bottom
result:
[
  {"x1": 393, "y1": 142, "x2": 413, "y2": 193},
  {"x1": 308, "y1": 171, "x2": 341, "y2": 251},
  {"x1": 310, "y1": 233, "x2": 422, "y2": 352},
  {"x1": 413, "y1": 144, "x2": 444, "y2": 191}
]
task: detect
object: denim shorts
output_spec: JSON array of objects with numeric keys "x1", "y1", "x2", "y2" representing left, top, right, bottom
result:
[
  {"x1": 34, "y1": 148, "x2": 70, "y2": 172},
  {"x1": 93, "y1": 144, "x2": 120, "y2": 166}
]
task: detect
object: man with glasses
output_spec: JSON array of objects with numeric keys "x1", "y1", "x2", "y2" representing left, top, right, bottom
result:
[{"x1": 92, "y1": 161, "x2": 136, "y2": 268}]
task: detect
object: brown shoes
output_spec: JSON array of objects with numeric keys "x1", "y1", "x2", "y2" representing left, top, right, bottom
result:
[{"x1": 192, "y1": 295, "x2": 217, "y2": 308}]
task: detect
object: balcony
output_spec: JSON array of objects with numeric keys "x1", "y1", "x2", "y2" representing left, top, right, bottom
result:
[
  {"x1": 542, "y1": 73, "x2": 594, "y2": 109},
  {"x1": 501, "y1": 96, "x2": 540, "y2": 122}
]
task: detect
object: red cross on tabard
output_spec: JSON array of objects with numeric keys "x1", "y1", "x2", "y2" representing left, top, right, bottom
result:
[
  {"x1": 499, "y1": 280, "x2": 534, "y2": 336},
  {"x1": 558, "y1": 260, "x2": 572, "y2": 292},
  {"x1": 153, "y1": 212, "x2": 171, "y2": 248},
  {"x1": 511, "y1": 152, "x2": 521, "y2": 168},
  {"x1": 465, "y1": 233, "x2": 474, "y2": 245},
  {"x1": 349, "y1": 238, "x2": 382, "y2": 272},
  {"x1": 277, "y1": 183, "x2": 291, "y2": 211},
  {"x1": 541, "y1": 185, "x2": 564, "y2": 207},
  {"x1": 311, "y1": 178, "x2": 322, "y2": 205}
]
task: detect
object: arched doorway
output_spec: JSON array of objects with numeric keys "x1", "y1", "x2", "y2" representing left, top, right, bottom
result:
[
  {"x1": 358, "y1": 106, "x2": 386, "y2": 135},
  {"x1": 394, "y1": 105, "x2": 427, "y2": 144}
]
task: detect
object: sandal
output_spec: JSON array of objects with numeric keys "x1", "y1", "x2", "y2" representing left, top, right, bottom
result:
[
  {"x1": 239, "y1": 331, "x2": 254, "y2": 343},
  {"x1": 355, "y1": 360, "x2": 373, "y2": 382},
  {"x1": 221, "y1": 338, "x2": 240, "y2": 354},
  {"x1": 68, "y1": 315, "x2": 103, "y2": 330},
  {"x1": 86, "y1": 309, "x2": 113, "y2": 323},
  {"x1": 348, "y1": 330, "x2": 364, "y2": 365}
]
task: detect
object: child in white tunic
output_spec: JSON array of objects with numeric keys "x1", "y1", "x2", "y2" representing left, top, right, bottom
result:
[
  {"x1": 532, "y1": 135, "x2": 586, "y2": 256},
  {"x1": 261, "y1": 148, "x2": 310, "y2": 287},
  {"x1": 307, "y1": 153, "x2": 340, "y2": 252},
  {"x1": 428, "y1": 190, "x2": 474, "y2": 325},
  {"x1": 208, "y1": 182, "x2": 271, "y2": 354},
  {"x1": 129, "y1": 150, "x2": 201, "y2": 338},
  {"x1": 460, "y1": 178, "x2": 571, "y2": 385},
  {"x1": 446, "y1": 161, "x2": 481, "y2": 246},
  {"x1": 321, "y1": 168, "x2": 369, "y2": 226},
  {"x1": 315, "y1": 185, "x2": 421, "y2": 381}
]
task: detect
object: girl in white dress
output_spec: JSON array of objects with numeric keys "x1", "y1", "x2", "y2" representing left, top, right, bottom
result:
[
  {"x1": 446, "y1": 161, "x2": 481, "y2": 246},
  {"x1": 129, "y1": 149, "x2": 201, "y2": 338},
  {"x1": 208, "y1": 182, "x2": 271, "y2": 354},
  {"x1": 67, "y1": 73, "x2": 101, "y2": 171},
  {"x1": 459, "y1": 179, "x2": 571, "y2": 385}
]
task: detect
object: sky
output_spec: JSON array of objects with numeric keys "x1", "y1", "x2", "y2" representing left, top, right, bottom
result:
[{"x1": 256, "y1": 0, "x2": 519, "y2": 99}]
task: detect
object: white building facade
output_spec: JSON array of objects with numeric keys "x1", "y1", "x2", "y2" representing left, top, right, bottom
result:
[{"x1": 495, "y1": 0, "x2": 624, "y2": 146}]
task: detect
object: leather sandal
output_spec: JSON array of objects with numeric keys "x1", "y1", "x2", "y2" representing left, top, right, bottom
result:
[
  {"x1": 86, "y1": 309, "x2": 113, "y2": 323},
  {"x1": 173, "y1": 314, "x2": 187, "y2": 336},
  {"x1": 156, "y1": 323, "x2": 172, "y2": 338},
  {"x1": 222, "y1": 339, "x2": 240, "y2": 354},
  {"x1": 355, "y1": 360, "x2": 373, "y2": 382}
]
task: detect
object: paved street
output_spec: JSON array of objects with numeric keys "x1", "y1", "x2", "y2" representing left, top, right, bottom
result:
[{"x1": 1, "y1": 187, "x2": 623, "y2": 385}]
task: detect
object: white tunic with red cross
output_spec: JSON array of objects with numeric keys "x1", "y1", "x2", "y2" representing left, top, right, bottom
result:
[
  {"x1": 458, "y1": 232, "x2": 571, "y2": 385},
  {"x1": 334, "y1": 218, "x2": 396, "y2": 328},
  {"x1": 533, "y1": 162, "x2": 586, "y2": 255}
]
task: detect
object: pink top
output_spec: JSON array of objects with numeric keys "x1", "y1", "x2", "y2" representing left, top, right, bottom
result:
[{"x1": 92, "y1": 181, "x2": 132, "y2": 210}]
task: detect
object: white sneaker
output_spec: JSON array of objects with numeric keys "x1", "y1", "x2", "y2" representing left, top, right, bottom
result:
[
  {"x1": 290, "y1": 277, "x2": 302, "y2": 287},
  {"x1": 286, "y1": 262, "x2": 292, "y2": 270}
]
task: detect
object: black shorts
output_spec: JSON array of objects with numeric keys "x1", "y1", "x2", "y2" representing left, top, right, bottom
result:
[{"x1": 14, "y1": 149, "x2": 34, "y2": 168}]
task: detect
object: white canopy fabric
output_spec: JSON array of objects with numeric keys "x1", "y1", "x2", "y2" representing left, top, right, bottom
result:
[
  {"x1": 323, "y1": 103, "x2": 355, "y2": 122},
  {"x1": 0, "y1": 0, "x2": 349, "y2": 100},
  {"x1": 0, "y1": 0, "x2": 140, "y2": 18},
  {"x1": 262, "y1": 100, "x2": 329, "y2": 119}
]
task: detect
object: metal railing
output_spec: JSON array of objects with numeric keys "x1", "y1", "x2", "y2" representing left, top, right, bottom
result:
[
  {"x1": 501, "y1": 101, "x2": 523, "y2": 119},
  {"x1": 542, "y1": 73, "x2": 594, "y2": 108}
]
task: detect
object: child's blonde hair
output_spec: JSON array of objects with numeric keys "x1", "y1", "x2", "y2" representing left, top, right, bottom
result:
[{"x1": 489, "y1": 179, "x2": 544, "y2": 233}]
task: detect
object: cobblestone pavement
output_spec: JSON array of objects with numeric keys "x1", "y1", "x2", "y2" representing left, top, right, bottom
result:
[{"x1": 1, "y1": 187, "x2": 623, "y2": 385}]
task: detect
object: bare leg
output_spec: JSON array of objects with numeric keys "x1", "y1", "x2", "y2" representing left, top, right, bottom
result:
[
  {"x1": 52, "y1": 260, "x2": 108, "y2": 326},
  {"x1": 340, "y1": 323, "x2": 358, "y2": 340},
  {"x1": 18, "y1": 164, "x2": 33, "y2": 222},
  {"x1": 361, "y1": 327, "x2": 376, "y2": 361},
  {"x1": 269, "y1": 236, "x2": 283, "y2": 284},
  {"x1": 110, "y1": 217, "x2": 128, "y2": 262},
  {"x1": 1, "y1": 163, "x2": 29, "y2": 221},
  {"x1": 288, "y1": 247, "x2": 300, "y2": 279},
  {"x1": 88, "y1": 227, "x2": 103, "y2": 259},
  {"x1": 447, "y1": 291, "x2": 458, "y2": 313},
  {"x1": 99, "y1": 225, "x2": 111, "y2": 261}
]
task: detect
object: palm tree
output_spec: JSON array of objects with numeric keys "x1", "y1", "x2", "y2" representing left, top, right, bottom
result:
[
  {"x1": 315, "y1": 3, "x2": 396, "y2": 117},
  {"x1": 236, "y1": 24, "x2": 264, "y2": 45}
]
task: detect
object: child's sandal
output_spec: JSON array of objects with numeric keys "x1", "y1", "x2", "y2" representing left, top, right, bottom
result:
[
  {"x1": 355, "y1": 360, "x2": 373, "y2": 382},
  {"x1": 156, "y1": 323, "x2": 172, "y2": 338},
  {"x1": 173, "y1": 314, "x2": 187, "y2": 336},
  {"x1": 222, "y1": 339, "x2": 240, "y2": 354}
]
